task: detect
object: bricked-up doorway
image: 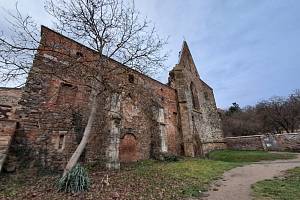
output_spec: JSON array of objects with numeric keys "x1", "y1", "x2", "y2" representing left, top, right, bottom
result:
[{"x1": 119, "y1": 134, "x2": 138, "y2": 163}]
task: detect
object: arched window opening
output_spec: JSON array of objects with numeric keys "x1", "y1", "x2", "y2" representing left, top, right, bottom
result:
[{"x1": 190, "y1": 82, "x2": 200, "y2": 110}]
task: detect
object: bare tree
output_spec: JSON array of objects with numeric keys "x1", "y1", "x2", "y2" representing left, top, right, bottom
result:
[
  {"x1": 0, "y1": 5, "x2": 40, "y2": 86},
  {"x1": 287, "y1": 90, "x2": 300, "y2": 132},
  {"x1": 258, "y1": 97, "x2": 297, "y2": 133},
  {"x1": 0, "y1": 0, "x2": 168, "y2": 176},
  {"x1": 45, "y1": 0, "x2": 167, "y2": 76},
  {"x1": 221, "y1": 90, "x2": 300, "y2": 137}
]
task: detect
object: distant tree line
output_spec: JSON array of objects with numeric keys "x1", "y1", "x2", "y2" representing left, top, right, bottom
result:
[{"x1": 220, "y1": 90, "x2": 300, "y2": 137}]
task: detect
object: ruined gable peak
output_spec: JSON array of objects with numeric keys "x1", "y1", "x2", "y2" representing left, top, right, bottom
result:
[
  {"x1": 177, "y1": 41, "x2": 200, "y2": 77},
  {"x1": 178, "y1": 41, "x2": 190, "y2": 63}
]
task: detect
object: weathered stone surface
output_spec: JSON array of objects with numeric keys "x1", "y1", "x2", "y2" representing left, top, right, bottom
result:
[
  {"x1": 168, "y1": 41, "x2": 226, "y2": 156},
  {"x1": 272, "y1": 133, "x2": 300, "y2": 152},
  {"x1": 0, "y1": 120, "x2": 17, "y2": 172},
  {"x1": 4, "y1": 26, "x2": 226, "y2": 171},
  {"x1": 0, "y1": 88, "x2": 22, "y2": 120},
  {"x1": 226, "y1": 133, "x2": 300, "y2": 152},
  {"x1": 0, "y1": 88, "x2": 22, "y2": 106},
  {"x1": 119, "y1": 134, "x2": 138, "y2": 163},
  {"x1": 225, "y1": 135, "x2": 266, "y2": 151}
]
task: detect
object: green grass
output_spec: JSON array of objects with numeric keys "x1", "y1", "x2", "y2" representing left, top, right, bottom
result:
[
  {"x1": 252, "y1": 167, "x2": 300, "y2": 200},
  {"x1": 129, "y1": 159, "x2": 239, "y2": 198},
  {"x1": 130, "y1": 151, "x2": 295, "y2": 198},
  {"x1": 0, "y1": 150, "x2": 296, "y2": 199},
  {"x1": 208, "y1": 150, "x2": 296, "y2": 163},
  {"x1": 0, "y1": 174, "x2": 25, "y2": 199}
]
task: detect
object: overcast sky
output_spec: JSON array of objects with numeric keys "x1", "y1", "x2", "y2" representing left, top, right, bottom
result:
[{"x1": 0, "y1": 0, "x2": 300, "y2": 109}]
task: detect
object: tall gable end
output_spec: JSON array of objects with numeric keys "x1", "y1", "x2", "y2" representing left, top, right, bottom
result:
[
  {"x1": 169, "y1": 41, "x2": 225, "y2": 157},
  {"x1": 178, "y1": 41, "x2": 200, "y2": 78}
]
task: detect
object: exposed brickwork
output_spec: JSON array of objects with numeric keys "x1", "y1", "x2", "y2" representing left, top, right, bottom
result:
[
  {"x1": 0, "y1": 88, "x2": 22, "y2": 120},
  {"x1": 0, "y1": 120, "x2": 17, "y2": 172},
  {"x1": 0, "y1": 88, "x2": 22, "y2": 172},
  {"x1": 119, "y1": 134, "x2": 138, "y2": 163},
  {"x1": 5, "y1": 26, "x2": 225, "y2": 171}
]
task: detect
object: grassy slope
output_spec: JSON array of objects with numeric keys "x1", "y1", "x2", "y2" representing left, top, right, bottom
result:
[
  {"x1": 0, "y1": 150, "x2": 296, "y2": 199},
  {"x1": 208, "y1": 150, "x2": 296, "y2": 163},
  {"x1": 132, "y1": 159, "x2": 238, "y2": 198},
  {"x1": 0, "y1": 159, "x2": 238, "y2": 199},
  {"x1": 252, "y1": 167, "x2": 300, "y2": 200}
]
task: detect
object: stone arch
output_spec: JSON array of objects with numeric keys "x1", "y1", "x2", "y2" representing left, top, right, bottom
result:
[
  {"x1": 119, "y1": 133, "x2": 138, "y2": 163},
  {"x1": 190, "y1": 82, "x2": 200, "y2": 110}
]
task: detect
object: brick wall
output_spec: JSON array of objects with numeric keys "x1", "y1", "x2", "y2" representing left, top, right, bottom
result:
[
  {"x1": 0, "y1": 88, "x2": 22, "y2": 120},
  {"x1": 11, "y1": 26, "x2": 180, "y2": 170},
  {"x1": 0, "y1": 88, "x2": 22, "y2": 106},
  {"x1": 8, "y1": 26, "x2": 225, "y2": 171}
]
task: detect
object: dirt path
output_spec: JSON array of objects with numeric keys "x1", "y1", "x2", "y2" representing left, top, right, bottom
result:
[{"x1": 201, "y1": 153, "x2": 300, "y2": 200}]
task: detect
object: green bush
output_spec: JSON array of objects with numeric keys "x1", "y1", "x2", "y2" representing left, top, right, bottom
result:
[
  {"x1": 164, "y1": 154, "x2": 180, "y2": 162},
  {"x1": 154, "y1": 152, "x2": 181, "y2": 162},
  {"x1": 57, "y1": 164, "x2": 90, "y2": 193}
]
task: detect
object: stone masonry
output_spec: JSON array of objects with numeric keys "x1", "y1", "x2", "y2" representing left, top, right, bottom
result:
[
  {"x1": 226, "y1": 133, "x2": 300, "y2": 152},
  {"x1": 3, "y1": 26, "x2": 225, "y2": 171},
  {"x1": 168, "y1": 42, "x2": 226, "y2": 156},
  {"x1": 0, "y1": 88, "x2": 22, "y2": 172}
]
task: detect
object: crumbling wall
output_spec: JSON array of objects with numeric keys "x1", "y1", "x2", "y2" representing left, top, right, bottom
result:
[
  {"x1": 225, "y1": 135, "x2": 266, "y2": 151},
  {"x1": 8, "y1": 26, "x2": 225, "y2": 171},
  {"x1": 169, "y1": 41, "x2": 225, "y2": 157},
  {"x1": 10, "y1": 26, "x2": 179, "y2": 171},
  {"x1": 0, "y1": 88, "x2": 22, "y2": 120},
  {"x1": 273, "y1": 133, "x2": 300, "y2": 152},
  {"x1": 11, "y1": 27, "x2": 106, "y2": 170},
  {"x1": 118, "y1": 64, "x2": 179, "y2": 162},
  {"x1": 0, "y1": 88, "x2": 22, "y2": 172}
]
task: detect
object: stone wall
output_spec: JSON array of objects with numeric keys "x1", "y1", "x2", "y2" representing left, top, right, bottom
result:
[
  {"x1": 225, "y1": 135, "x2": 266, "y2": 151},
  {"x1": 271, "y1": 133, "x2": 300, "y2": 152},
  {"x1": 7, "y1": 26, "x2": 225, "y2": 171},
  {"x1": 226, "y1": 133, "x2": 300, "y2": 152},
  {"x1": 0, "y1": 88, "x2": 22, "y2": 120},
  {"x1": 168, "y1": 41, "x2": 225, "y2": 156},
  {"x1": 0, "y1": 88, "x2": 22, "y2": 172},
  {"x1": 10, "y1": 26, "x2": 180, "y2": 170},
  {"x1": 0, "y1": 120, "x2": 17, "y2": 136},
  {"x1": 0, "y1": 88, "x2": 22, "y2": 106}
]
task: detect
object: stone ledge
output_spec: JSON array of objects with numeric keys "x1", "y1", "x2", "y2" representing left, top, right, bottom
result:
[
  {"x1": 0, "y1": 119, "x2": 18, "y2": 122},
  {"x1": 202, "y1": 140, "x2": 226, "y2": 144}
]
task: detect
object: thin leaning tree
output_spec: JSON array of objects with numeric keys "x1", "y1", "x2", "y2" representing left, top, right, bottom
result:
[{"x1": 0, "y1": 0, "x2": 167, "y2": 181}]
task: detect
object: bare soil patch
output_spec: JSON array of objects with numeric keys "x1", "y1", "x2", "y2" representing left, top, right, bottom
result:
[{"x1": 201, "y1": 153, "x2": 300, "y2": 200}]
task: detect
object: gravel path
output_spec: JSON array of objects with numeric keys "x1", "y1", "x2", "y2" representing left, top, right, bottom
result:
[{"x1": 201, "y1": 153, "x2": 300, "y2": 200}]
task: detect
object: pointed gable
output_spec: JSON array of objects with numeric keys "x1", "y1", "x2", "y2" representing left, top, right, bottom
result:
[{"x1": 177, "y1": 41, "x2": 200, "y2": 78}]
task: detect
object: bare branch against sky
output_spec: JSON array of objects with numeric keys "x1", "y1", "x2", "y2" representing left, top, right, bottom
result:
[{"x1": 1, "y1": 0, "x2": 300, "y2": 108}]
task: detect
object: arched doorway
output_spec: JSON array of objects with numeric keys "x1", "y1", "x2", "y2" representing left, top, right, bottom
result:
[{"x1": 119, "y1": 134, "x2": 138, "y2": 163}]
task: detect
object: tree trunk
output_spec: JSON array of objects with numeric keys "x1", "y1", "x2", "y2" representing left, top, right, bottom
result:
[{"x1": 63, "y1": 90, "x2": 98, "y2": 176}]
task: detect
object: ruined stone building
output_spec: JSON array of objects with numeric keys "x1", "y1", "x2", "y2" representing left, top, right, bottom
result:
[
  {"x1": 0, "y1": 26, "x2": 225, "y2": 171},
  {"x1": 0, "y1": 88, "x2": 22, "y2": 171}
]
